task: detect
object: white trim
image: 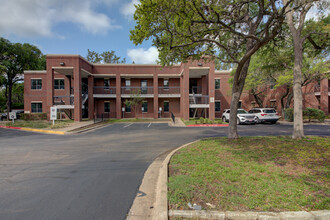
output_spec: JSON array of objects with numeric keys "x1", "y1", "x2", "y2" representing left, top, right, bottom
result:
[
  {"x1": 24, "y1": 70, "x2": 46, "y2": 74},
  {"x1": 31, "y1": 78, "x2": 42, "y2": 80},
  {"x1": 31, "y1": 101, "x2": 43, "y2": 103}
]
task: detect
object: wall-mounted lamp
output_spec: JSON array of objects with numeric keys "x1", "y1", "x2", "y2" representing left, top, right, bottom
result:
[
  {"x1": 197, "y1": 63, "x2": 203, "y2": 66},
  {"x1": 60, "y1": 62, "x2": 65, "y2": 66}
]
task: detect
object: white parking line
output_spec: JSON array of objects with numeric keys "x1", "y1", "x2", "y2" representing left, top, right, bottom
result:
[
  {"x1": 147, "y1": 123, "x2": 151, "y2": 128},
  {"x1": 123, "y1": 123, "x2": 133, "y2": 128}
]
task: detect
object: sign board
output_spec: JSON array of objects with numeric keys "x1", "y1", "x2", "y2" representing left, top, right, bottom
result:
[
  {"x1": 141, "y1": 107, "x2": 144, "y2": 112},
  {"x1": 210, "y1": 97, "x2": 215, "y2": 103},
  {"x1": 50, "y1": 107, "x2": 57, "y2": 120},
  {"x1": 9, "y1": 112, "x2": 17, "y2": 120},
  {"x1": 122, "y1": 107, "x2": 125, "y2": 112}
]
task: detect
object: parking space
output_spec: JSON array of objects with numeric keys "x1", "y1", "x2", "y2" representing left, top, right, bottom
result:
[{"x1": 103, "y1": 122, "x2": 169, "y2": 132}]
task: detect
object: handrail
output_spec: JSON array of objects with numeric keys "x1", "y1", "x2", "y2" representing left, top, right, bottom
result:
[{"x1": 171, "y1": 112, "x2": 175, "y2": 124}]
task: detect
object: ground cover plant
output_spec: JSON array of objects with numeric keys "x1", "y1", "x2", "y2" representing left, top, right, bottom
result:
[
  {"x1": 183, "y1": 118, "x2": 226, "y2": 126},
  {"x1": 168, "y1": 136, "x2": 330, "y2": 211},
  {"x1": 5, "y1": 120, "x2": 73, "y2": 129}
]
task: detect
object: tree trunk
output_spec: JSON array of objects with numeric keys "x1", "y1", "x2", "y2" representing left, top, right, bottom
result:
[
  {"x1": 6, "y1": 83, "x2": 12, "y2": 120},
  {"x1": 228, "y1": 60, "x2": 251, "y2": 139},
  {"x1": 252, "y1": 90, "x2": 263, "y2": 108},
  {"x1": 280, "y1": 86, "x2": 289, "y2": 117},
  {"x1": 292, "y1": 40, "x2": 304, "y2": 139}
]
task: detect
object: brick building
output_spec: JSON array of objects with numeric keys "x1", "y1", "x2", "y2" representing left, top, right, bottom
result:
[{"x1": 24, "y1": 54, "x2": 329, "y2": 121}]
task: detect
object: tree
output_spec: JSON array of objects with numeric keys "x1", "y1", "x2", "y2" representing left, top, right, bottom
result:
[
  {"x1": 86, "y1": 49, "x2": 126, "y2": 64},
  {"x1": 0, "y1": 38, "x2": 45, "y2": 118},
  {"x1": 131, "y1": 0, "x2": 291, "y2": 138},
  {"x1": 124, "y1": 89, "x2": 145, "y2": 118},
  {"x1": 282, "y1": 0, "x2": 329, "y2": 139}
]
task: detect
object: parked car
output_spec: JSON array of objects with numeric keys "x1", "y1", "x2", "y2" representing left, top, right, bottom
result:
[
  {"x1": 248, "y1": 108, "x2": 280, "y2": 124},
  {"x1": 1, "y1": 110, "x2": 24, "y2": 121},
  {"x1": 222, "y1": 109, "x2": 257, "y2": 125}
]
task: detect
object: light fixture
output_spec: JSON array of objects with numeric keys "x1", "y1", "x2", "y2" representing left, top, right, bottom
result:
[
  {"x1": 197, "y1": 63, "x2": 203, "y2": 66},
  {"x1": 60, "y1": 62, "x2": 65, "y2": 66}
]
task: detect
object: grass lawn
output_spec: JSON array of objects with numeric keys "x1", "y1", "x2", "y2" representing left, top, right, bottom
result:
[
  {"x1": 168, "y1": 136, "x2": 330, "y2": 212},
  {"x1": 6, "y1": 120, "x2": 74, "y2": 129},
  {"x1": 183, "y1": 118, "x2": 226, "y2": 126}
]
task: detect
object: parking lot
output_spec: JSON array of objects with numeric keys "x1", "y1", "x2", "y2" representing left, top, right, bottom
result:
[{"x1": 0, "y1": 123, "x2": 329, "y2": 220}]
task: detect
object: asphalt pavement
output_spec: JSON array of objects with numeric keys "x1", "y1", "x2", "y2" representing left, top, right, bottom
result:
[{"x1": 0, "y1": 123, "x2": 329, "y2": 220}]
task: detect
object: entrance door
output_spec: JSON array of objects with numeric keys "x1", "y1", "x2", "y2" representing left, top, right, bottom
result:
[
  {"x1": 189, "y1": 79, "x2": 198, "y2": 94},
  {"x1": 141, "y1": 80, "x2": 147, "y2": 94}
]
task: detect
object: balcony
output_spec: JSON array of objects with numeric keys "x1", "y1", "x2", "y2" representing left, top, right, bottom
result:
[
  {"x1": 158, "y1": 86, "x2": 180, "y2": 98},
  {"x1": 121, "y1": 87, "x2": 154, "y2": 98},
  {"x1": 189, "y1": 95, "x2": 209, "y2": 108},
  {"x1": 189, "y1": 86, "x2": 202, "y2": 94},
  {"x1": 53, "y1": 96, "x2": 74, "y2": 109},
  {"x1": 93, "y1": 86, "x2": 116, "y2": 98},
  {"x1": 314, "y1": 85, "x2": 330, "y2": 96}
]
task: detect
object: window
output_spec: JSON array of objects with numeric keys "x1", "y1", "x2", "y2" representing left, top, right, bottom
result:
[
  {"x1": 215, "y1": 101, "x2": 221, "y2": 112},
  {"x1": 104, "y1": 102, "x2": 110, "y2": 112},
  {"x1": 104, "y1": 79, "x2": 110, "y2": 89},
  {"x1": 215, "y1": 79, "x2": 220, "y2": 89},
  {"x1": 125, "y1": 104, "x2": 131, "y2": 113},
  {"x1": 164, "y1": 101, "x2": 169, "y2": 112},
  {"x1": 270, "y1": 100, "x2": 277, "y2": 109},
  {"x1": 142, "y1": 101, "x2": 148, "y2": 113},
  {"x1": 164, "y1": 79, "x2": 169, "y2": 89},
  {"x1": 31, "y1": 103, "x2": 42, "y2": 113},
  {"x1": 238, "y1": 101, "x2": 242, "y2": 109},
  {"x1": 141, "y1": 80, "x2": 147, "y2": 94},
  {"x1": 125, "y1": 79, "x2": 131, "y2": 87},
  {"x1": 54, "y1": 79, "x2": 64, "y2": 90},
  {"x1": 31, "y1": 79, "x2": 42, "y2": 90}
]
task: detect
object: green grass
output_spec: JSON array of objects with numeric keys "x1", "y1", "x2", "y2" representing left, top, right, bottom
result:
[
  {"x1": 183, "y1": 118, "x2": 226, "y2": 126},
  {"x1": 6, "y1": 120, "x2": 74, "y2": 129},
  {"x1": 168, "y1": 136, "x2": 330, "y2": 212}
]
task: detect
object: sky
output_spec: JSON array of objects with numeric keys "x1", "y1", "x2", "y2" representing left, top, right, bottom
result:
[
  {"x1": 0, "y1": 0, "x2": 158, "y2": 64},
  {"x1": 0, "y1": 0, "x2": 326, "y2": 65}
]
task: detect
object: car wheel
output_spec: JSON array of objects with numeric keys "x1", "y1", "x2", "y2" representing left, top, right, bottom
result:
[
  {"x1": 237, "y1": 118, "x2": 240, "y2": 125},
  {"x1": 222, "y1": 116, "x2": 227, "y2": 123},
  {"x1": 271, "y1": 121, "x2": 276, "y2": 124},
  {"x1": 256, "y1": 117, "x2": 261, "y2": 124}
]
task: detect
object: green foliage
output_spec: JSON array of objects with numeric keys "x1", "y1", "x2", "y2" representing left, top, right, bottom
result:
[
  {"x1": 303, "y1": 108, "x2": 326, "y2": 122},
  {"x1": 199, "y1": 117, "x2": 204, "y2": 124},
  {"x1": 124, "y1": 89, "x2": 145, "y2": 117},
  {"x1": 86, "y1": 49, "x2": 126, "y2": 64},
  {"x1": 21, "y1": 113, "x2": 47, "y2": 120},
  {"x1": 285, "y1": 108, "x2": 294, "y2": 122}
]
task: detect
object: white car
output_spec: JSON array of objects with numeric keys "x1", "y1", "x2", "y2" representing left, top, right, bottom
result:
[
  {"x1": 222, "y1": 109, "x2": 257, "y2": 125},
  {"x1": 248, "y1": 108, "x2": 280, "y2": 124}
]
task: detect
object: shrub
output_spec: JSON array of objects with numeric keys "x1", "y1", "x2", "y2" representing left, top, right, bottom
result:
[
  {"x1": 303, "y1": 108, "x2": 325, "y2": 122},
  {"x1": 22, "y1": 113, "x2": 47, "y2": 120},
  {"x1": 284, "y1": 108, "x2": 294, "y2": 122},
  {"x1": 199, "y1": 117, "x2": 204, "y2": 124}
]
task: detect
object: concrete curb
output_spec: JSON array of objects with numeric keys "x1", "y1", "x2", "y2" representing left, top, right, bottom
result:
[{"x1": 0, "y1": 125, "x2": 65, "y2": 135}]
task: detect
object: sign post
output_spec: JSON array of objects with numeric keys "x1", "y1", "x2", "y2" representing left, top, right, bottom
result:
[
  {"x1": 9, "y1": 112, "x2": 16, "y2": 124},
  {"x1": 50, "y1": 107, "x2": 57, "y2": 125},
  {"x1": 159, "y1": 107, "x2": 162, "y2": 118},
  {"x1": 122, "y1": 107, "x2": 125, "y2": 119}
]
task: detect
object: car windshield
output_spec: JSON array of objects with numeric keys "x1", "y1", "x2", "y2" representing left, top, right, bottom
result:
[
  {"x1": 264, "y1": 109, "x2": 276, "y2": 113},
  {"x1": 237, "y1": 110, "x2": 247, "y2": 114}
]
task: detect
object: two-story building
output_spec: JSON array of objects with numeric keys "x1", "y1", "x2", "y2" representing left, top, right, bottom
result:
[{"x1": 23, "y1": 54, "x2": 329, "y2": 121}]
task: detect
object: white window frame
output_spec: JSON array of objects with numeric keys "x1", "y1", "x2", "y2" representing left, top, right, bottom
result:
[
  {"x1": 31, "y1": 78, "x2": 42, "y2": 90},
  {"x1": 54, "y1": 78, "x2": 65, "y2": 90},
  {"x1": 31, "y1": 101, "x2": 43, "y2": 113}
]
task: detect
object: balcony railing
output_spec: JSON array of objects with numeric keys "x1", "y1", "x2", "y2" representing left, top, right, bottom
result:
[
  {"x1": 189, "y1": 95, "x2": 209, "y2": 104},
  {"x1": 53, "y1": 96, "x2": 74, "y2": 105},
  {"x1": 189, "y1": 86, "x2": 202, "y2": 94},
  {"x1": 158, "y1": 86, "x2": 180, "y2": 94},
  {"x1": 121, "y1": 86, "x2": 154, "y2": 95},
  {"x1": 94, "y1": 86, "x2": 116, "y2": 95}
]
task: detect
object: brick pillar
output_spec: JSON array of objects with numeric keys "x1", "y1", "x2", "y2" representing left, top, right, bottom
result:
[
  {"x1": 153, "y1": 71, "x2": 159, "y2": 119},
  {"x1": 46, "y1": 68, "x2": 54, "y2": 120},
  {"x1": 182, "y1": 66, "x2": 190, "y2": 121},
  {"x1": 116, "y1": 74, "x2": 121, "y2": 119},
  {"x1": 88, "y1": 75, "x2": 94, "y2": 120},
  {"x1": 73, "y1": 67, "x2": 82, "y2": 122},
  {"x1": 320, "y1": 78, "x2": 329, "y2": 115},
  {"x1": 208, "y1": 65, "x2": 215, "y2": 120}
]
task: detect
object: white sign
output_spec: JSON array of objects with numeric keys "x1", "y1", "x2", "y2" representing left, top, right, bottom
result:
[
  {"x1": 9, "y1": 112, "x2": 17, "y2": 120},
  {"x1": 210, "y1": 97, "x2": 215, "y2": 103},
  {"x1": 50, "y1": 107, "x2": 57, "y2": 120}
]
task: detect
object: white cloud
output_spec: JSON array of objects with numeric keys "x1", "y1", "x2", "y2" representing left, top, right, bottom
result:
[
  {"x1": 306, "y1": 4, "x2": 329, "y2": 21},
  {"x1": 127, "y1": 47, "x2": 159, "y2": 64},
  {"x1": 121, "y1": 0, "x2": 139, "y2": 19},
  {"x1": 0, "y1": 0, "x2": 121, "y2": 38}
]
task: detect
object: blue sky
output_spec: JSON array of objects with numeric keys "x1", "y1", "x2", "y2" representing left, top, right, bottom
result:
[{"x1": 0, "y1": 0, "x2": 158, "y2": 64}]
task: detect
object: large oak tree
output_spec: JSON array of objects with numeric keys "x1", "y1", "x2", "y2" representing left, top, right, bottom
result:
[{"x1": 131, "y1": 0, "x2": 291, "y2": 138}]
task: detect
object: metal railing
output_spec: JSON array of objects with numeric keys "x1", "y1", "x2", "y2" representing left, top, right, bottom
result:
[
  {"x1": 158, "y1": 86, "x2": 180, "y2": 94},
  {"x1": 53, "y1": 96, "x2": 74, "y2": 105},
  {"x1": 94, "y1": 112, "x2": 116, "y2": 122},
  {"x1": 314, "y1": 85, "x2": 330, "y2": 93},
  {"x1": 171, "y1": 112, "x2": 175, "y2": 124},
  {"x1": 189, "y1": 86, "x2": 201, "y2": 94},
  {"x1": 189, "y1": 95, "x2": 209, "y2": 104},
  {"x1": 121, "y1": 86, "x2": 154, "y2": 94},
  {"x1": 94, "y1": 86, "x2": 116, "y2": 94}
]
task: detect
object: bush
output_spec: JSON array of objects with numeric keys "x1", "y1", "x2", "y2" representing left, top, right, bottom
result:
[
  {"x1": 22, "y1": 113, "x2": 47, "y2": 120},
  {"x1": 303, "y1": 108, "x2": 325, "y2": 122},
  {"x1": 284, "y1": 108, "x2": 294, "y2": 122},
  {"x1": 199, "y1": 117, "x2": 204, "y2": 124}
]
